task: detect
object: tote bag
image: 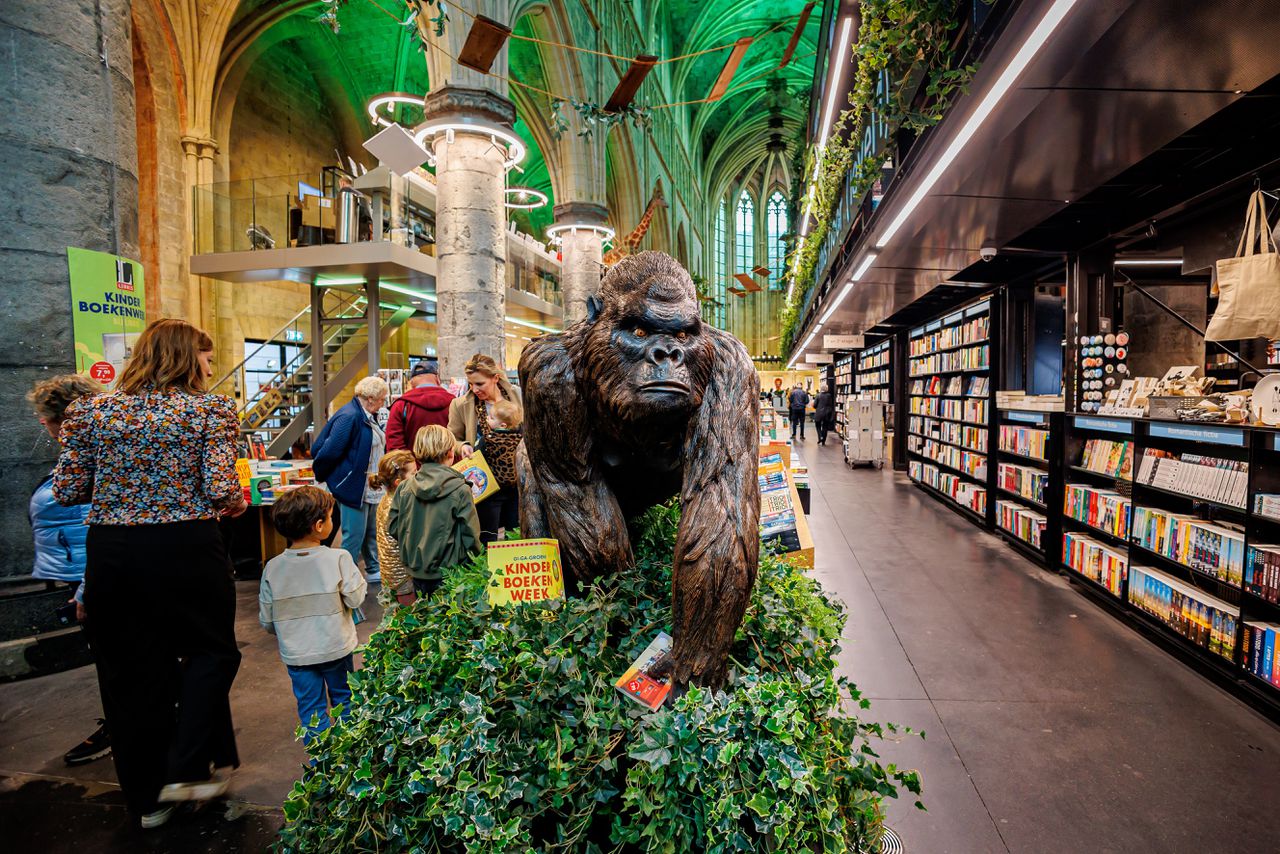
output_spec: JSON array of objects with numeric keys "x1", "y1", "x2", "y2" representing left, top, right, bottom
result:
[{"x1": 1206, "y1": 190, "x2": 1280, "y2": 341}]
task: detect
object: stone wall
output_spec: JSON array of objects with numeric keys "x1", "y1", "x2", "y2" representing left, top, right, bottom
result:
[{"x1": 0, "y1": 0, "x2": 139, "y2": 578}]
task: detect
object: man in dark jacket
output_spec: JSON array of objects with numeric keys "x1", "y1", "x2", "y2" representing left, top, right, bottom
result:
[
  {"x1": 385, "y1": 360, "x2": 454, "y2": 451},
  {"x1": 788, "y1": 385, "x2": 810, "y2": 441},
  {"x1": 814, "y1": 386, "x2": 835, "y2": 446}
]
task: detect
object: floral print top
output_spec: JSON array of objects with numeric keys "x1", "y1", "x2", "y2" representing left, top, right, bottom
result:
[{"x1": 53, "y1": 390, "x2": 243, "y2": 525}]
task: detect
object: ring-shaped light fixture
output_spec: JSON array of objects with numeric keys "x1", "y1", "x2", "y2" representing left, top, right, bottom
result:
[
  {"x1": 413, "y1": 120, "x2": 526, "y2": 170},
  {"x1": 366, "y1": 92, "x2": 425, "y2": 128},
  {"x1": 504, "y1": 187, "x2": 548, "y2": 210},
  {"x1": 545, "y1": 223, "x2": 616, "y2": 246}
]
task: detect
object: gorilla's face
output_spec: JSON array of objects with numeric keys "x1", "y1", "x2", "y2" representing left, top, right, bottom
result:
[{"x1": 611, "y1": 298, "x2": 704, "y2": 418}]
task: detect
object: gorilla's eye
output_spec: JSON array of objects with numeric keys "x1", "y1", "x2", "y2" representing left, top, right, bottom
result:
[
  {"x1": 675, "y1": 331, "x2": 688, "y2": 341},
  {"x1": 634, "y1": 327, "x2": 647, "y2": 338}
]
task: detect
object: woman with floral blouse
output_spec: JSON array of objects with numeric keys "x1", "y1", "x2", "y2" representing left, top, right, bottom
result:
[{"x1": 53, "y1": 318, "x2": 248, "y2": 830}]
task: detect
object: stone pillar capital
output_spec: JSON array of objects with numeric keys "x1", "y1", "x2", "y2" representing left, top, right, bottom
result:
[
  {"x1": 180, "y1": 135, "x2": 218, "y2": 160},
  {"x1": 552, "y1": 202, "x2": 610, "y2": 229},
  {"x1": 421, "y1": 86, "x2": 516, "y2": 130}
]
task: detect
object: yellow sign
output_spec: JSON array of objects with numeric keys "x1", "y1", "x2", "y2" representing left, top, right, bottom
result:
[
  {"x1": 486, "y1": 538, "x2": 565, "y2": 606},
  {"x1": 453, "y1": 451, "x2": 499, "y2": 503}
]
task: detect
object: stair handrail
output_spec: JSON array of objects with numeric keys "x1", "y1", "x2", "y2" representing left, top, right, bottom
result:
[{"x1": 209, "y1": 302, "x2": 313, "y2": 398}]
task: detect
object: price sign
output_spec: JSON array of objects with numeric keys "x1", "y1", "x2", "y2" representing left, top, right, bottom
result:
[{"x1": 88, "y1": 361, "x2": 116, "y2": 384}]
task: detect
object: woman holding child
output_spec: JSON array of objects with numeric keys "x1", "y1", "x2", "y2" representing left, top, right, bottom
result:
[{"x1": 447, "y1": 353, "x2": 523, "y2": 544}]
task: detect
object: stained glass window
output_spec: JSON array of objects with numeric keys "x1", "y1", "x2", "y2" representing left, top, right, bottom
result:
[
  {"x1": 766, "y1": 191, "x2": 788, "y2": 289},
  {"x1": 735, "y1": 191, "x2": 754, "y2": 274},
  {"x1": 713, "y1": 199, "x2": 727, "y2": 327}
]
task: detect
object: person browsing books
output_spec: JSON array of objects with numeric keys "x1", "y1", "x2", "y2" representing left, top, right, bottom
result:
[
  {"x1": 447, "y1": 354, "x2": 523, "y2": 544},
  {"x1": 258, "y1": 486, "x2": 368, "y2": 743},
  {"x1": 384, "y1": 360, "x2": 454, "y2": 452},
  {"x1": 387, "y1": 425, "x2": 481, "y2": 598}
]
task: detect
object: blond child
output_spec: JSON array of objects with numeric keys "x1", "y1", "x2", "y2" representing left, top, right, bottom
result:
[
  {"x1": 371, "y1": 450, "x2": 417, "y2": 608},
  {"x1": 387, "y1": 425, "x2": 482, "y2": 598},
  {"x1": 259, "y1": 486, "x2": 367, "y2": 741}
]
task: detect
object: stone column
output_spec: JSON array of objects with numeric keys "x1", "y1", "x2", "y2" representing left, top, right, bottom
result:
[
  {"x1": 553, "y1": 202, "x2": 609, "y2": 327},
  {"x1": 423, "y1": 88, "x2": 515, "y2": 381},
  {"x1": 0, "y1": 0, "x2": 138, "y2": 574}
]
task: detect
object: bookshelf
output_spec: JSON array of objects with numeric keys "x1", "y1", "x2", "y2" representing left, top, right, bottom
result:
[
  {"x1": 995, "y1": 410, "x2": 1064, "y2": 567},
  {"x1": 855, "y1": 339, "x2": 893, "y2": 403},
  {"x1": 906, "y1": 297, "x2": 995, "y2": 527},
  {"x1": 834, "y1": 353, "x2": 855, "y2": 438}
]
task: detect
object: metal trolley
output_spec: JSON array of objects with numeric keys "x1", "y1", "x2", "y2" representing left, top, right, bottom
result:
[{"x1": 843, "y1": 399, "x2": 887, "y2": 469}]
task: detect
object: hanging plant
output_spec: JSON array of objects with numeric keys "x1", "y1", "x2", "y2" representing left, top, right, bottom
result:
[
  {"x1": 779, "y1": 0, "x2": 981, "y2": 354},
  {"x1": 550, "y1": 98, "x2": 653, "y2": 140}
]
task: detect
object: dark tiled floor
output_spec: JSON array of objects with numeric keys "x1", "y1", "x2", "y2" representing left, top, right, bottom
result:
[{"x1": 802, "y1": 440, "x2": 1280, "y2": 853}]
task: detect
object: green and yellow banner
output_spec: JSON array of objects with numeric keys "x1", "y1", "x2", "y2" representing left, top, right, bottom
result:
[{"x1": 66, "y1": 247, "x2": 146, "y2": 389}]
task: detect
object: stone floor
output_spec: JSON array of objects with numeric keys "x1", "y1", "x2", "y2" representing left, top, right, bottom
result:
[{"x1": 2, "y1": 441, "x2": 1279, "y2": 852}]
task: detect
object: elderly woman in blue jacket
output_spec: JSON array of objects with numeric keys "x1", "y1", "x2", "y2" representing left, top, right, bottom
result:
[
  {"x1": 311, "y1": 376, "x2": 389, "y2": 583},
  {"x1": 28, "y1": 373, "x2": 110, "y2": 767}
]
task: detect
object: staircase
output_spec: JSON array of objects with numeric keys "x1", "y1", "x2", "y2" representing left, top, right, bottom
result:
[{"x1": 210, "y1": 289, "x2": 417, "y2": 456}]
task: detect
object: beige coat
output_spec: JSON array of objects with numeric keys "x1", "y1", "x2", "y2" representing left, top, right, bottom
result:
[{"x1": 447, "y1": 386, "x2": 523, "y2": 447}]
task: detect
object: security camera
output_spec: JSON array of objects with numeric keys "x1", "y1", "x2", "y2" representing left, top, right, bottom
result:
[{"x1": 980, "y1": 244, "x2": 998, "y2": 262}]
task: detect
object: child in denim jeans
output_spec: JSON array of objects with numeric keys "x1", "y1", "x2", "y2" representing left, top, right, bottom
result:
[{"x1": 259, "y1": 486, "x2": 367, "y2": 741}]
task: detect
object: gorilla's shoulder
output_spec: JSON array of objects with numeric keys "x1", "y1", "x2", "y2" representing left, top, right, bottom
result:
[{"x1": 518, "y1": 332, "x2": 574, "y2": 390}]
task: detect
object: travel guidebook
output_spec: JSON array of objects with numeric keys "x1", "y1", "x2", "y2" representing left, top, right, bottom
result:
[
  {"x1": 615, "y1": 632, "x2": 673, "y2": 711},
  {"x1": 486, "y1": 538, "x2": 565, "y2": 606}
]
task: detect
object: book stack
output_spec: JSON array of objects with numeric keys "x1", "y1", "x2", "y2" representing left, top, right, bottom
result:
[
  {"x1": 1063, "y1": 484, "x2": 1131, "y2": 538},
  {"x1": 1245, "y1": 545, "x2": 1280, "y2": 603},
  {"x1": 1130, "y1": 506, "x2": 1245, "y2": 587},
  {"x1": 1242, "y1": 622, "x2": 1280, "y2": 688},
  {"x1": 1128, "y1": 564, "x2": 1238, "y2": 660},
  {"x1": 1134, "y1": 449, "x2": 1248, "y2": 508},
  {"x1": 998, "y1": 462, "x2": 1048, "y2": 504},
  {"x1": 998, "y1": 425, "x2": 1049, "y2": 460},
  {"x1": 1254, "y1": 493, "x2": 1280, "y2": 522},
  {"x1": 757, "y1": 452, "x2": 800, "y2": 552},
  {"x1": 1062, "y1": 532, "x2": 1128, "y2": 596},
  {"x1": 997, "y1": 499, "x2": 1046, "y2": 548},
  {"x1": 1079, "y1": 439, "x2": 1133, "y2": 480}
]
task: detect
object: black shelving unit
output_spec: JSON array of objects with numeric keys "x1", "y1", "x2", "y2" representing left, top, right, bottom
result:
[
  {"x1": 855, "y1": 338, "x2": 893, "y2": 404},
  {"x1": 833, "y1": 353, "x2": 854, "y2": 439},
  {"x1": 905, "y1": 297, "x2": 996, "y2": 527},
  {"x1": 994, "y1": 409, "x2": 1064, "y2": 568}
]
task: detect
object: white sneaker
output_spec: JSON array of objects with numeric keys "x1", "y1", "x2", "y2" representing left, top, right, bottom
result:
[
  {"x1": 158, "y1": 770, "x2": 230, "y2": 803},
  {"x1": 366, "y1": 571, "x2": 381, "y2": 584},
  {"x1": 141, "y1": 806, "x2": 175, "y2": 828}
]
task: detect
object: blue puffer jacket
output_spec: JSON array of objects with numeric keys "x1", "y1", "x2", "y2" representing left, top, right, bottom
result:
[
  {"x1": 311, "y1": 398, "x2": 374, "y2": 508},
  {"x1": 30, "y1": 474, "x2": 88, "y2": 583}
]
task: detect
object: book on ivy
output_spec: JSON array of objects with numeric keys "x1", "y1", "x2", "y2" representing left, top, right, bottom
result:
[{"x1": 615, "y1": 632, "x2": 673, "y2": 711}]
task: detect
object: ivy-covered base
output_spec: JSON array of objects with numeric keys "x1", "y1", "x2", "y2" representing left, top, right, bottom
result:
[{"x1": 278, "y1": 505, "x2": 923, "y2": 853}]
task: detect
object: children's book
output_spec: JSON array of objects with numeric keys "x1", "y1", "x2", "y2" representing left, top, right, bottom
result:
[
  {"x1": 615, "y1": 632, "x2": 673, "y2": 711},
  {"x1": 454, "y1": 451, "x2": 499, "y2": 503}
]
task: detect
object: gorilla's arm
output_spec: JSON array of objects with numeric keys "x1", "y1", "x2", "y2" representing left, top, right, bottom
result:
[
  {"x1": 518, "y1": 333, "x2": 634, "y2": 583},
  {"x1": 669, "y1": 329, "x2": 761, "y2": 687}
]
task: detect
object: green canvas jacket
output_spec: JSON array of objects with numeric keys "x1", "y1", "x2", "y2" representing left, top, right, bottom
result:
[{"x1": 386, "y1": 462, "x2": 482, "y2": 581}]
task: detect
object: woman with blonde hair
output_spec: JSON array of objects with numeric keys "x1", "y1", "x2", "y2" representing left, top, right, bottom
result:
[
  {"x1": 447, "y1": 354, "x2": 523, "y2": 544},
  {"x1": 53, "y1": 318, "x2": 247, "y2": 829}
]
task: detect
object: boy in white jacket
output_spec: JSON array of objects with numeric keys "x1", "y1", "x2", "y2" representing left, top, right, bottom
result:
[{"x1": 259, "y1": 486, "x2": 367, "y2": 741}]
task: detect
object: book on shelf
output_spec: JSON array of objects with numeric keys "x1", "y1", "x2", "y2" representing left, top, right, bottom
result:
[
  {"x1": 997, "y1": 499, "x2": 1046, "y2": 549},
  {"x1": 1130, "y1": 506, "x2": 1245, "y2": 587},
  {"x1": 1242, "y1": 622, "x2": 1280, "y2": 688},
  {"x1": 758, "y1": 452, "x2": 801, "y2": 552},
  {"x1": 998, "y1": 462, "x2": 1047, "y2": 504},
  {"x1": 967, "y1": 376, "x2": 990, "y2": 397},
  {"x1": 1134, "y1": 448, "x2": 1248, "y2": 508},
  {"x1": 1254, "y1": 493, "x2": 1280, "y2": 522},
  {"x1": 1079, "y1": 439, "x2": 1132, "y2": 480},
  {"x1": 909, "y1": 315, "x2": 989, "y2": 355},
  {"x1": 1246, "y1": 545, "x2": 1280, "y2": 603},
  {"x1": 1063, "y1": 531, "x2": 1127, "y2": 596},
  {"x1": 1128, "y1": 564, "x2": 1238, "y2": 660},
  {"x1": 909, "y1": 460, "x2": 987, "y2": 515},
  {"x1": 998, "y1": 425, "x2": 1049, "y2": 460},
  {"x1": 1064, "y1": 484, "x2": 1131, "y2": 538}
]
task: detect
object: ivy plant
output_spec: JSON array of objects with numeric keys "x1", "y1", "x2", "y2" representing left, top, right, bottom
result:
[{"x1": 277, "y1": 503, "x2": 922, "y2": 853}]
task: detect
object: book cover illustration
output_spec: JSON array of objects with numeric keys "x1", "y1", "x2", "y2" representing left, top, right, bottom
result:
[
  {"x1": 486, "y1": 538, "x2": 565, "y2": 606},
  {"x1": 615, "y1": 632, "x2": 673, "y2": 711},
  {"x1": 453, "y1": 451, "x2": 499, "y2": 503}
]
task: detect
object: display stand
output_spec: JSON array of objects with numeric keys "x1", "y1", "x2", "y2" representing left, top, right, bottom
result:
[
  {"x1": 994, "y1": 409, "x2": 1064, "y2": 567},
  {"x1": 905, "y1": 297, "x2": 996, "y2": 528},
  {"x1": 758, "y1": 446, "x2": 814, "y2": 569}
]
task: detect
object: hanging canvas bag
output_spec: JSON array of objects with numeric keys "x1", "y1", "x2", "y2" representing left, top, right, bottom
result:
[{"x1": 1206, "y1": 190, "x2": 1280, "y2": 341}]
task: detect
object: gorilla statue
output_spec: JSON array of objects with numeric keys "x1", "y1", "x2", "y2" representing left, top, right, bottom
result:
[{"x1": 517, "y1": 251, "x2": 760, "y2": 689}]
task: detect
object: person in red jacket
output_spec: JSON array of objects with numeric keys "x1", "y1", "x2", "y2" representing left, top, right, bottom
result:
[{"x1": 385, "y1": 360, "x2": 456, "y2": 451}]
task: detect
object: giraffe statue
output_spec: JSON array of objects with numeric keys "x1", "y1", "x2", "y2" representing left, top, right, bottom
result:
[{"x1": 603, "y1": 185, "x2": 667, "y2": 266}]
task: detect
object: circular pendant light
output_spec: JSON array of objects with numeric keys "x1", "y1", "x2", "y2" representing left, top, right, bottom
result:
[
  {"x1": 505, "y1": 187, "x2": 549, "y2": 210},
  {"x1": 366, "y1": 92, "x2": 425, "y2": 128}
]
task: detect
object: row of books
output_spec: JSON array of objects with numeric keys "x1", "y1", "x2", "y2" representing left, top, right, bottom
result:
[
  {"x1": 1255, "y1": 493, "x2": 1280, "y2": 522},
  {"x1": 1245, "y1": 545, "x2": 1280, "y2": 604},
  {"x1": 859, "y1": 388, "x2": 890, "y2": 403},
  {"x1": 998, "y1": 425, "x2": 1050, "y2": 461},
  {"x1": 1079, "y1": 438, "x2": 1133, "y2": 480},
  {"x1": 858, "y1": 368, "x2": 890, "y2": 388},
  {"x1": 858, "y1": 346, "x2": 890, "y2": 370},
  {"x1": 911, "y1": 417, "x2": 987, "y2": 452},
  {"x1": 1131, "y1": 505, "x2": 1246, "y2": 587},
  {"x1": 757, "y1": 452, "x2": 801, "y2": 553},
  {"x1": 1128, "y1": 564, "x2": 1238, "y2": 661},
  {"x1": 997, "y1": 462, "x2": 1048, "y2": 505},
  {"x1": 997, "y1": 499, "x2": 1046, "y2": 549},
  {"x1": 909, "y1": 396, "x2": 988, "y2": 423},
  {"x1": 968, "y1": 376, "x2": 990, "y2": 397},
  {"x1": 909, "y1": 315, "x2": 990, "y2": 356},
  {"x1": 1243, "y1": 622, "x2": 1280, "y2": 688},
  {"x1": 910, "y1": 461, "x2": 987, "y2": 515},
  {"x1": 909, "y1": 344, "x2": 990, "y2": 377},
  {"x1": 912, "y1": 439, "x2": 988, "y2": 479},
  {"x1": 1134, "y1": 448, "x2": 1248, "y2": 509},
  {"x1": 1063, "y1": 532, "x2": 1127, "y2": 597},
  {"x1": 1063, "y1": 484, "x2": 1131, "y2": 539}
]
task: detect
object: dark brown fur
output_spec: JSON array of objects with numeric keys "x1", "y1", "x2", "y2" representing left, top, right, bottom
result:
[{"x1": 518, "y1": 251, "x2": 760, "y2": 688}]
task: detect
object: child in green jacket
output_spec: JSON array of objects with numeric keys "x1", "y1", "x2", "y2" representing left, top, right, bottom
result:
[{"x1": 387, "y1": 425, "x2": 482, "y2": 597}]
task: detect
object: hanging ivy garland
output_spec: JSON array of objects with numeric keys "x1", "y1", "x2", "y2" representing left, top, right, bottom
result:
[
  {"x1": 549, "y1": 99, "x2": 653, "y2": 140},
  {"x1": 779, "y1": 0, "x2": 981, "y2": 355}
]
